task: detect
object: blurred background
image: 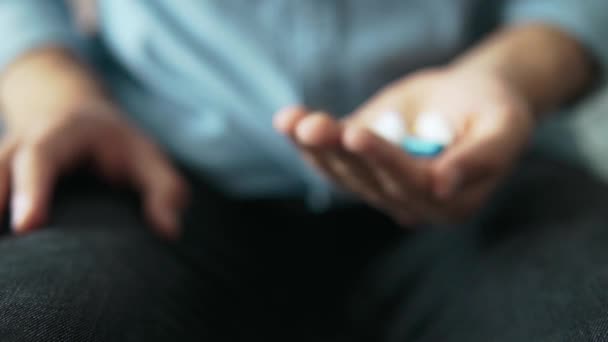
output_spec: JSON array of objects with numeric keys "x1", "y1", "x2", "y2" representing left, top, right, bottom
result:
[{"x1": 66, "y1": 0, "x2": 608, "y2": 182}]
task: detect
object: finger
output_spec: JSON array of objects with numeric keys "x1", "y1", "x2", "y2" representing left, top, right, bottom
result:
[
  {"x1": 325, "y1": 150, "x2": 387, "y2": 204},
  {"x1": 292, "y1": 112, "x2": 419, "y2": 219},
  {"x1": 128, "y1": 139, "x2": 189, "y2": 240},
  {"x1": 301, "y1": 148, "x2": 382, "y2": 204},
  {"x1": 430, "y1": 139, "x2": 487, "y2": 201},
  {"x1": 343, "y1": 125, "x2": 429, "y2": 191},
  {"x1": 273, "y1": 105, "x2": 308, "y2": 138},
  {"x1": 93, "y1": 139, "x2": 128, "y2": 185},
  {"x1": 431, "y1": 128, "x2": 523, "y2": 201},
  {"x1": 11, "y1": 144, "x2": 58, "y2": 233},
  {"x1": 0, "y1": 138, "x2": 16, "y2": 223},
  {"x1": 294, "y1": 112, "x2": 342, "y2": 148},
  {"x1": 342, "y1": 125, "x2": 435, "y2": 210},
  {"x1": 431, "y1": 106, "x2": 533, "y2": 201},
  {"x1": 343, "y1": 125, "x2": 447, "y2": 221},
  {"x1": 279, "y1": 109, "x2": 342, "y2": 181},
  {"x1": 292, "y1": 112, "x2": 383, "y2": 198},
  {"x1": 329, "y1": 153, "x2": 421, "y2": 225},
  {"x1": 300, "y1": 148, "x2": 343, "y2": 184},
  {"x1": 312, "y1": 149, "x2": 419, "y2": 224},
  {"x1": 283, "y1": 110, "x2": 345, "y2": 185}
]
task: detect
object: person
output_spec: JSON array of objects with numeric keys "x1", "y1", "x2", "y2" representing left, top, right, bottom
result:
[{"x1": 0, "y1": 1, "x2": 607, "y2": 341}]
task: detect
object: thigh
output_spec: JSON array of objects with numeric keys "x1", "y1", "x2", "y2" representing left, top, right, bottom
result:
[
  {"x1": 0, "y1": 172, "x2": 398, "y2": 342},
  {"x1": 0, "y1": 174, "x2": 260, "y2": 342},
  {"x1": 348, "y1": 156, "x2": 608, "y2": 342}
]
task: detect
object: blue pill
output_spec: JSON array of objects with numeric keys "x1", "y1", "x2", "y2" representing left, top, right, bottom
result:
[{"x1": 401, "y1": 136, "x2": 445, "y2": 157}]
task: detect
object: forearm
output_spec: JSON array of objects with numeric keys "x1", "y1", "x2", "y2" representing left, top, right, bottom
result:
[{"x1": 450, "y1": 23, "x2": 595, "y2": 118}]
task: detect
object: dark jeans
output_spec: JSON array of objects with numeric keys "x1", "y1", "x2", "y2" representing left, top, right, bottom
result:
[{"x1": 1, "y1": 155, "x2": 608, "y2": 341}]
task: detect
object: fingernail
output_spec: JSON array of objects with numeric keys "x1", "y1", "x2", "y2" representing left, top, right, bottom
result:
[
  {"x1": 438, "y1": 170, "x2": 462, "y2": 200},
  {"x1": 11, "y1": 194, "x2": 29, "y2": 231},
  {"x1": 274, "y1": 105, "x2": 303, "y2": 130}
]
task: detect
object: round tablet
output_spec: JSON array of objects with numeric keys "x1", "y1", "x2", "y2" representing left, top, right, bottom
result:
[
  {"x1": 370, "y1": 111, "x2": 407, "y2": 145},
  {"x1": 414, "y1": 112, "x2": 454, "y2": 145}
]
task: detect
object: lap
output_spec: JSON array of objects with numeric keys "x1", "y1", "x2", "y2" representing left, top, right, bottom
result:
[
  {"x1": 350, "y1": 156, "x2": 608, "y2": 342},
  {"x1": 0, "y1": 175, "x2": 262, "y2": 341},
  {"x1": 3, "y1": 156, "x2": 608, "y2": 341},
  {"x1": 0, "y1": 173, "x2": 397, "y2": 342}
]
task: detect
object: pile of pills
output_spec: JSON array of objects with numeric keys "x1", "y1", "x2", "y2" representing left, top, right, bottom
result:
[{"x1": 371, "y1": 110, "x2": 454, "y2": 157}]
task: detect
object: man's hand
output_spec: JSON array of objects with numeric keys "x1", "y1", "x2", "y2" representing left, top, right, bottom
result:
[
  {"x1": 275, "y1": 67, "x2": 534, "y2": 225},
  {"x1": 275, "y1": 24, "x2": 593, "y2": 227},
  {"x1": 0, "y1": 48, "x2": 188, "y2": 239}
]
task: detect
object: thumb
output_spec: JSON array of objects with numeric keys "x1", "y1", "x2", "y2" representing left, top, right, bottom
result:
[
  {"x1": 128, "y1": 139, "x2": 189, "y2": 240},
  {"x1": 431, "y1": 126, "x2": 519, "y2": 201},
  {"x1": 11, "y1": 145, "x2": 58, "y2": 233}
]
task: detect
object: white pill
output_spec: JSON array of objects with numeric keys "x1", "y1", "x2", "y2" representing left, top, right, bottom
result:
[
  {"x1": 370, "y1": 111, "x2": 407, "y2": 145},
  {"x1": 414, "y1": 112, "x2": 454, "y2": 145}
]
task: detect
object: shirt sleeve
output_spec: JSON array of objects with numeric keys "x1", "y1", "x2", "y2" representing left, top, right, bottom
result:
[
  {"x1": 503, "y1": 0, "x2": 608, "y2": 74},
  {"x1": 0, "y1": 0, "x2": 81, "y2": 72}
]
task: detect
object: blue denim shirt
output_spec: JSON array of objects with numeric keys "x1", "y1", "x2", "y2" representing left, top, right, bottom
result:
[{"x1": 1, "y1": 0, "x2": 607, "y2": 209}]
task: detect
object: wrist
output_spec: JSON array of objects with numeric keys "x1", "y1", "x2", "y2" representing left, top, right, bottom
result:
[
  {"x1": 448, "y1": 24, "x2": 594, "y2": 120},
  {"x1": 1, "y1": 47, "x2": 109, "y2": 125}
]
